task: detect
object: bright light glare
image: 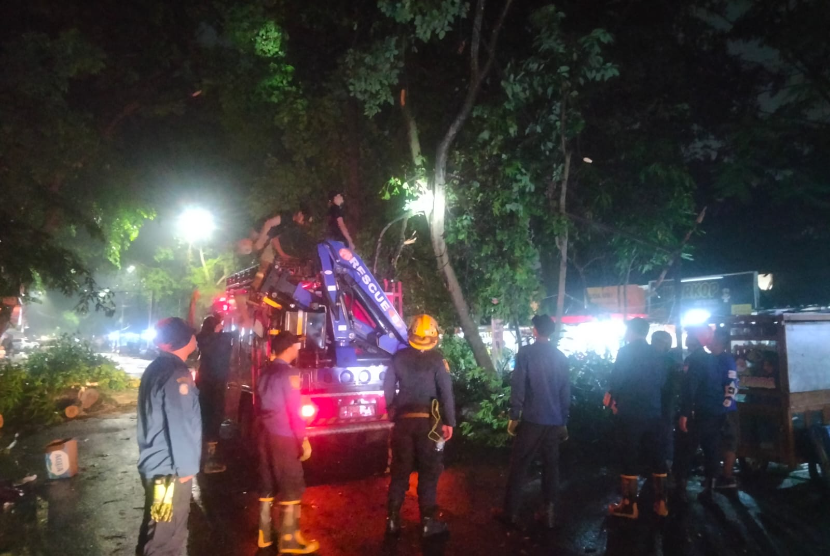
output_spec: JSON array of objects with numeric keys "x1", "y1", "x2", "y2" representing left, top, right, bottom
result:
[
  {"x1": 682, "y1": 309, "x2": 711, "y2": 326},
  {"x1": 126, "y1": 265, "x2": 136, "y2": 273},
  {"x1": 141, "y1": 328, "x2": 157, "y2": 341},
  {"x1": 406, "y1": 189, "x2": 434, "y2": 214},
  {"x1": 107, "y1": 331, "x2": 120, "y2": 341},
  {"x1": 757, "y1": 273, "x2": 773, "y2": 291},
  {"x1": 178, "y1": 208, "x2": 216, "y2": 243},
  {"x1": 583, "y1": 157, "x2": 593, "y2": 164},
  {"x1": 300, "y1": 404, "x2": 317, "y2": 418},
  {"x1": 559, "y1": 320, "x2": 626, "y2": 356}
]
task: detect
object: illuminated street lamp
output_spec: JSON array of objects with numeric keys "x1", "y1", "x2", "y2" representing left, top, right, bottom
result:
[
  {"x1": 405, "y1": 189, "x2": 434, "y2": 215},
  {"x1": 177, "y1": 208, "x2": 216, "y2": 244}
]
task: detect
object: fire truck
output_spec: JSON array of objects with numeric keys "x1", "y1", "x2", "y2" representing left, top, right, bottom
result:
[{"x1": 219, "y1": 240, "x2": 408, "y2": 469}]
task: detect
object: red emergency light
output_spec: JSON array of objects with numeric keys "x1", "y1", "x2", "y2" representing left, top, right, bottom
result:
[{"x1": 300, "y1": 404, "x2": 317, "y2": 419}]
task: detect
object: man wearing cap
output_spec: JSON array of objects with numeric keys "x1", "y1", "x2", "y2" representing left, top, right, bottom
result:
[
  {"x1": 325, "y1": 191, "x2": 355, "y2": 251},
  {"x1": 675, "y1": 325, "x2": 722, "y2": 502},
  {"x1": 136, "y1": 317, "x2": 201, "y2": 556},
  {"x1": 383, "y1": 314, "x2": 456, "y2": 537},
  {"x1": 255, "y1": 332, "x2": 319, "y2": 554},
  {"x1": 500, "y1": 314, "x2": 570, "y2": 530},
  {"x1": 606, "y1": 318, "x2": 670, "y2": 519}
]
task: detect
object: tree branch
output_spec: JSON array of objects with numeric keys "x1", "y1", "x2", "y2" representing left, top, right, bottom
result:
[
  {"x1": 435, "y1": 0, "x2": 513, "y2": 168},
  {"x1": 470, "y1": 0, "x2": 485, "y2": 80}
]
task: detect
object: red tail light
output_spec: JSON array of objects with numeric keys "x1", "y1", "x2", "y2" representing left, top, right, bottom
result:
[{"x1": 301, "y1": 404, "x2": 317, "y2": 419}]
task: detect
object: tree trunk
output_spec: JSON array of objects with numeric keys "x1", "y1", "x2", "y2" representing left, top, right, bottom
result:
[
  {"x1": 674, "y1": 259, "x2": 683, "y2": 350},
  {"x1": 431, "y1": 166, "x2": 495, "y2": 373},
  {"x1": 394, "y1": 0, "x2": 513, "y2": 375},
  {"x1": 553, "y1": 150, "x2": 572, "y2": 342},
  {"x1": 623, "y1": 253, "x2": 636, "y2": 320}
]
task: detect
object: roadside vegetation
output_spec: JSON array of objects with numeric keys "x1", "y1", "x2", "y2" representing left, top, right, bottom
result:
[{"x1": 0, "y1": 336, "x2": 131, "y2": 431}]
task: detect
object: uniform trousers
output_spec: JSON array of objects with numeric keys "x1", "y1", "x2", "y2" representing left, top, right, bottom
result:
[
  {"x1": 136, "y1": 477, "x2": 192, "y2": 556},
  {"x1": 387, "y1": 417, "x2": 443, "y2": 513}
]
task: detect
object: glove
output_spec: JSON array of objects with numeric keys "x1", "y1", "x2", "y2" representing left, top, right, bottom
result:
[
  {"x1": 150, "y1": 476, "x2": 176, "y2": 522},
  {"x1": 299, "y1": 437, "x2": 312, "y2": 462},
  {"x1": 507, "y1": 419, "x2": 520, "y2": 437}
]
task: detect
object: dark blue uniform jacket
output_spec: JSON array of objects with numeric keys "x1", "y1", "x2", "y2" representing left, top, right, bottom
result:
[
  {"x1": 257, "y1": 359, "x2": 307, "y2": 442},
  {"x1": 383, "y1": 347, "x2": 457, "y2": 427},
  {"x1": 137, "y1": 352, "x2": 202, "y2": 478},
  {"x1": 680, "y1": 347, "x2": 723, "y2": 418},
  {"x1": 610, "y1": 339, "x2": 667, "y2": 420},
  {"x1": 509, "y1": 340, "x2": 570, "y2": 426}
]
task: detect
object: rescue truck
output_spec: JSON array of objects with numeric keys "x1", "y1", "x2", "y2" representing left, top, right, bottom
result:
[{"x1": 220, "y1": 240, "x2": 408, "y2": 468}]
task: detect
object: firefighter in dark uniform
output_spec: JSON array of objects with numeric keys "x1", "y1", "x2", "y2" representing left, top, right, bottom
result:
[
  {"x1": 136, "y1": 317, "x2": 201, "y2": 556},
  {"x1": 501, "y1": 314, "x2": 570, "y2": 530},
  {"x1": 383, "y1": 314, "x2": 456, "y2": 537},
  {"x1": 256, "y1": 332, "x2": 319, "y2": 554},
  {"x1": 675, "y1": 325, "x2": 722, "y2": 503},
  {"x1": 606, "y1": 317, "x2": 669, "y2": 519},
  {"x1": 195, "y1": 314, "x2": 233, "y2": 474}
]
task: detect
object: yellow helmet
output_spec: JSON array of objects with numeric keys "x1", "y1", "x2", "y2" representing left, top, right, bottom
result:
[{"x1": 408, "y1": 314, "x2": 439, "y2": 351}]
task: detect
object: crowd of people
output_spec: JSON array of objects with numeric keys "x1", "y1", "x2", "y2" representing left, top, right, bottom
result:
[{"x1": 132, "y1": 196, "x2": 739, "y2": 554}]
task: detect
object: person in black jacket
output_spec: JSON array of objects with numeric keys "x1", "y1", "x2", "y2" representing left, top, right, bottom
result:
[
  {"x1": 675, "y1": 325, "x2": 722, "y2": 502},
  {"x1": 383, "y1": 314, "x2": 456, "y2": 537},
  {"x1": 325, "y1": 190, "x2": 355, "y2": 250},
  {"x1": 195, "y1": 314, "x2": 233, "y2": 474},
  {"x1": 500, "y1": 314, "x2": 570, "y2": 530},
  {"x1": 606, "y1": 318, "x2": 669, "y2": 519},
  {"x1": 136, "y1": 317, "x2": 200, "y2": 556}
]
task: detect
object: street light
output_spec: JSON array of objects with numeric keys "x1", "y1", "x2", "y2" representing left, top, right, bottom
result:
[
  {"x1": 405, "y1": 189, "x2": 434, "y2": 214},
  {"x1": 178, "y1": 208, "x2": 216, "y2": 244}
]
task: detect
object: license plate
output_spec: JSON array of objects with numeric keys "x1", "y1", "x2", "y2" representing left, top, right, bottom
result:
[{"x1": 339, "y1": 404, "x2": 376, "y2": 418}]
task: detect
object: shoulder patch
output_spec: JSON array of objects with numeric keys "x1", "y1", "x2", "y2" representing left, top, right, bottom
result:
[
  {"x1": 179, "y1": 383, "x2": 190, "y2": 396},
  {"x1": 289, "y1": 375, "x2": 301, "y2": 390}
]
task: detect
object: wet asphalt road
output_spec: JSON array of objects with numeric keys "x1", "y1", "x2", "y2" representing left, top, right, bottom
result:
[{"x1": 2, "y1": 411, "x2": 828, "y2": 556}]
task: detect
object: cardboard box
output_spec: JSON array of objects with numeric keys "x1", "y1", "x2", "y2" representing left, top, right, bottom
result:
[{"x1": 44, "y1": 438, "x2": 79, "y2": 479}]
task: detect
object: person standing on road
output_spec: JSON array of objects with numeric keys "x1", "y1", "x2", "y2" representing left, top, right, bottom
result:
[
  {"x1": 711, "y1": 328, "x2": 740, "y2": 490},
  {"x1": 675, "y1": 325, "x2": 722, "y2": 503},
  {"x1": 500, "y1": 314, "x2": 570, "y2": 530},
  {"x1": 325, "y1": 190, "x2": 356, "y2": 251},
  {"x1": 651, "y1": 330, "x2": 682, "y2": 471},
  {"x1": 606, "y1": 318, "x2": 670, "y2": 519},
  {"x1": 256, "y1": 332, "x2": 319, "y2": 554},
  {"x1": 136, "y1": 317, "x2": 201, "y2": 556},
  {"x1": 195, "y1": 314, "x2": 233, "y2": 474},
  {"x1": 383, "y1": 314, "x2": 456, "y2": 538}
]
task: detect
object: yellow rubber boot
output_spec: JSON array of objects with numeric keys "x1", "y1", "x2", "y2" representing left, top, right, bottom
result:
[
  {"x1": 278, "y1": 502, "x2": 319, "y2": 554},
  {"x1": 653, "y1": 473, "x2": 669, "y2": 517},
  {"x1": 258, "y1": 497, "x2": 274, "y2": 548},
  {"x1": 609, "y1": 475, "x2": 639, "y2": 519}
]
